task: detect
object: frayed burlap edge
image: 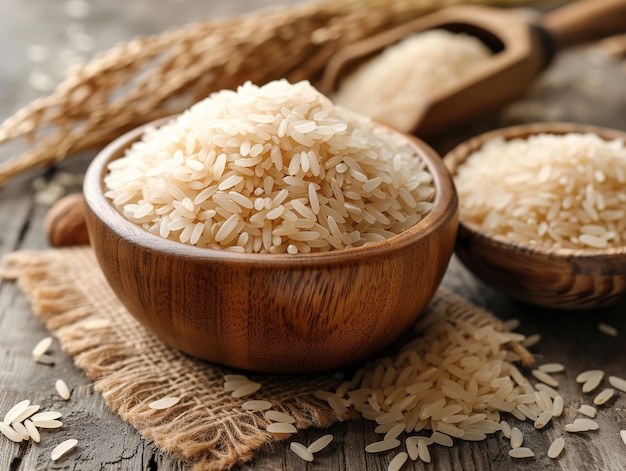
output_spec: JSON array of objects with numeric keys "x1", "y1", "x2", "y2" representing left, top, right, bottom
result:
[{"x1": 0, "y1": 247, "x2": 532, "y2": 470}]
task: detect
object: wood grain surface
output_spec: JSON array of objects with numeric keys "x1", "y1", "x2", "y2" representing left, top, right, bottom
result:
[{"x1": 1, "y1": 1, "x2": 626, "y2": 470}]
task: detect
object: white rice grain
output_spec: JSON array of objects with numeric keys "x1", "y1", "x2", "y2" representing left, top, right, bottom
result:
[
  {"x1": 265, "y1": 410, "x2": 296, "y2": 424},
  {"x1": 148, "y1": 397, "x2": 180, "y2": 410},
  {"x1": 538, "y1": 363, "x2": 565, "y2": 374},
  {"x1": 593, "y1": 388, "x2": 615, "y2": 406},
  {"x1": 266, "y1": 422, "x2": 297, "y2": 434},
  {"x1": 23, "y1": 419, "x2": 40, "y2": 443},
  {"x1": 598, "y1": 322, "x2": 618, "y2": 337},
  {"x1": 290, "y1": 441, "x2": 314, "y2": 462},
  {"x1": 510, "y1": 427, "x2": 524, "y2": 448},
  {"x1": 30, "y1": 411, "x2": 62, "y2": 422},
  {"x1": 11, "y1": 421, "x2": 29, "y2": 440},
  {"x1": 3, "y1": 400, "x2": 30, "y2": 425},
  {"x1": 547, "y1": 437, "x2": 565, "y2": 459},
  {"x1": 552, "y1": 396, "x2": 564, "y2": 417},
  {"x1": 308, "y1": 434, "x2": 334, "y2": 453},
  {"x1": 51, "y1": 438, "x2": 78, "y2": 461},
  {"x1": 365, "y1": 439, "x2": 401, "y2": 453},
  {"x1": 231, "y1": 382, "x2": 262, "y2": 398},
  {"x1": 31, "y1": 419, "x2": 63, "y2": 429},
  {"x1": 608, "y1": 375, "x2": 626, "y2": 393},
  {"x1": 32, "y1": 337, "x2": 53, "y2": 358},
  {"x1": 621, "y1": 430, "x2": 626, "y2": 447},
  {"x1": 508, "y1": 447, "x2": 535, "y2": 459},
  {"x1": 55, "y1": 379, "x2": 71, "y2": 401},
  {"x1": 0, "y1": 423, "x2": 23, "y2": 442},
  {"x1": 531, "y1": 369, "x2": 559, "y2": 388},
  {"x1": 578, "y1": 405, "x2": 597, "y2": 418},
  {"x1": 388, "y1": 451, "x2": 409, "y2": 471},
  {"x1": 242, "y1": 400, "x2": 272, "y2": 411}
]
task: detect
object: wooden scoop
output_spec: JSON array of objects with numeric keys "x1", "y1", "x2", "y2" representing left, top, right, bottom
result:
[{"x1": 318, "y1": 0, "x2": 626, "y2": 138}]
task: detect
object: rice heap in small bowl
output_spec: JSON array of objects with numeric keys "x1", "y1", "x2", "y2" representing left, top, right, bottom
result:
[
  {"x1": 104, "y1": 80, "x2": 436, "y2": 254},
  {"x1": 454, "y1": 133, "x2": 626, "y2": 250}
]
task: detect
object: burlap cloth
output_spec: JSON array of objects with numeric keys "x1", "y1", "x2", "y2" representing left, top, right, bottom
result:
[{"x1": 0, "y1": 247, "x2": 529, "y2": 470}]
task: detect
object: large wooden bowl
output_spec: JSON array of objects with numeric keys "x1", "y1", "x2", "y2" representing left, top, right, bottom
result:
[
  {"x1": 83, "y1": 119, "x2": 458, "y2": 373},
  {"x1": 444, "y1": 122, "x2": 626, "y2": 310}
]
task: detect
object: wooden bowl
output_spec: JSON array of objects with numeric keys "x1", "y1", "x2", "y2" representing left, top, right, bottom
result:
[
  {"x1": 83, "y1": 119, "x2": 458, "y2": 373},
  {"x1": 444, "y1": 122, "x2": 626, "y2": 310}
]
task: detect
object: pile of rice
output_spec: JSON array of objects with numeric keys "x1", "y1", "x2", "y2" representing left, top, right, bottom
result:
[
  {"x1": 332, "y1": 29, "x2": 492, "y2": 132},
  {"x1": 104, "y1": 80, "x2": 436, "y2": 254},
  {"x1": 454, "y1": 133, "x2": 626, "y2": 250}
]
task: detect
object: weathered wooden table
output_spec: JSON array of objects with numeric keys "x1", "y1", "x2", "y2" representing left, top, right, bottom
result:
[{"x1": 1, "y1": 1, "x2": 625, "y2": 470}]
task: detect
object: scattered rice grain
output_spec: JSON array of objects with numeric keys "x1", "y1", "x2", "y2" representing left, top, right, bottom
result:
[
  {"x1": 266, "y1": 422, "x2": 297, "y2": 434},
  {"x1": 598, "y1": 322, "x2": 618, "y2": 337},
  {"x1": 55, "y1": 379, "x2": 71, "y2": 401},
  {"x1": 290, "y1": 441, "x2": 314, "y2": 462},
  {"x1": 308, "y1": 434, "x2": 334, "y2": 453},
  {"x1": 547, "y1": 437, "x2": 565, "y2": 459},
  {"x1": 148, "y1": 397, "x2": 180, "y2": 410},
  {"x1": 51, "y1": 438, "x2": 78, "y2": 461},
  {"x1": 509, "y1": 447, "x2": 534, "y2": 459},
  {"x1": 593, "y1": 388, "x2": 615, "y2": 405},
  {"x1": 608, "y1": 375, "x2": 626, "y2": 393}
]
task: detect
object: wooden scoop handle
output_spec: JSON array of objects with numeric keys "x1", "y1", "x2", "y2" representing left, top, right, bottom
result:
[{"x1": 543, "y1": 0, "x2": 626, "y2": 51}]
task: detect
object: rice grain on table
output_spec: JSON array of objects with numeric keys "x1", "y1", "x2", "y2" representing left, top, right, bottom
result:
[
  {"x1": 0, "y1": 423, "x2": 23, "y2": 442},
  {"x1": 548, "y1": 437, "x2": 565, "y2": 459},
  {"x1": 508, "y1": 447, "x2": 535, "y2": 459},
  {"x1": 55, "y1": 379, "x2": 71, "y2": 401},
  {"x1": 104, "y1": 80, "x2": 435, "y2": 254},
  {"x1": 454, "y1": 133, "x2": 626, "y2": 250},
  {"x1": 11, "y1": 405, "x2": 40, "y2": 424},
  {"x1": 289, "y1": 441, "x2": 314, "y2": 462},
  {"x1": 30, "y1": 411, "x2": 61, "y2": 422},
  {"x1": 333, "y1": 29, "x2": 491, "y2": 133},
  {"x1": 3, "y1": 400, "x2": 30, "y2": 425},
  {"x1": 578, "y1": 405, "x2": 597, "y2": 418},
  {"x1": 388, "y1": 452, "x2": 409, "y2": 471},
  {"x1": 51, "y1": 438, "x2": 78, "y2": 461},
  {"x1": 593, "y1": 388, "x2": 615, "y2": 405},
  {"x1": 23, "y1": 419, "x2": 40, "y2": 443},
  {"x1": 598, "y1": 322, "x2": 618, "y2": 337},
  {"x1": 32, "y1": 337, "x2": 53, "y2": 358},
  {"x1": 307, "y1": 434, "x2": 333, "y2": 454},
  {"x1": 609, "y1": 375, "x2": 626, "y2": 392}
]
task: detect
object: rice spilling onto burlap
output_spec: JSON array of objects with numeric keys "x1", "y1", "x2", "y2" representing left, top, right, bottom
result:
[{"x1": 104, "y1": 80, "x2": 435, "y2": 254}]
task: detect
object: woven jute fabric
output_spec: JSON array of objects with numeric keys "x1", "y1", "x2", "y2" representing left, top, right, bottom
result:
[{"x1": 0, "y1": 247, "x2": 530, "y2": 470}]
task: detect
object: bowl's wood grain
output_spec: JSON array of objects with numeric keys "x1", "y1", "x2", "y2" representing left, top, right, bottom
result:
[
  {"x1": 84, "y1": 120, "x2": 458, "y2": 373},
  {"x1": 444, "y1": 122, "x2": 626, "y2": 310}
]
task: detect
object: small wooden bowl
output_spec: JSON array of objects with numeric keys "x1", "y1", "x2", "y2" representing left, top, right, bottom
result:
[
  {"x1": 444, "y1": 122, "x2": 626, "y2": 310},
  {"x1": 83, "y1": 119, "x2": 458, "y2": 373}
]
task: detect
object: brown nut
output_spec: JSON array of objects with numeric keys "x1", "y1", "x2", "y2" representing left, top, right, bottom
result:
[{"x1": 44, "y1": 193, "x2": 90, "y2": 247}]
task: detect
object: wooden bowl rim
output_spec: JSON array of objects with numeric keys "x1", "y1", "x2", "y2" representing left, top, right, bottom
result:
[
  {"x1": 444, "y1": 121, "x2": 626, "y2": 260},
  {"x1": 84, "y1": 117, "x2": 458, "y2": 267}
]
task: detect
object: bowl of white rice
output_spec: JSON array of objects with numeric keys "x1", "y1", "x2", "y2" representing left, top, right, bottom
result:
[
  {"x1": 445, "y1": 122, "x2": 626, "y2": 310},
  {"x1": 83, "y1": 80, "x2": 458, "y2": 373}
]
